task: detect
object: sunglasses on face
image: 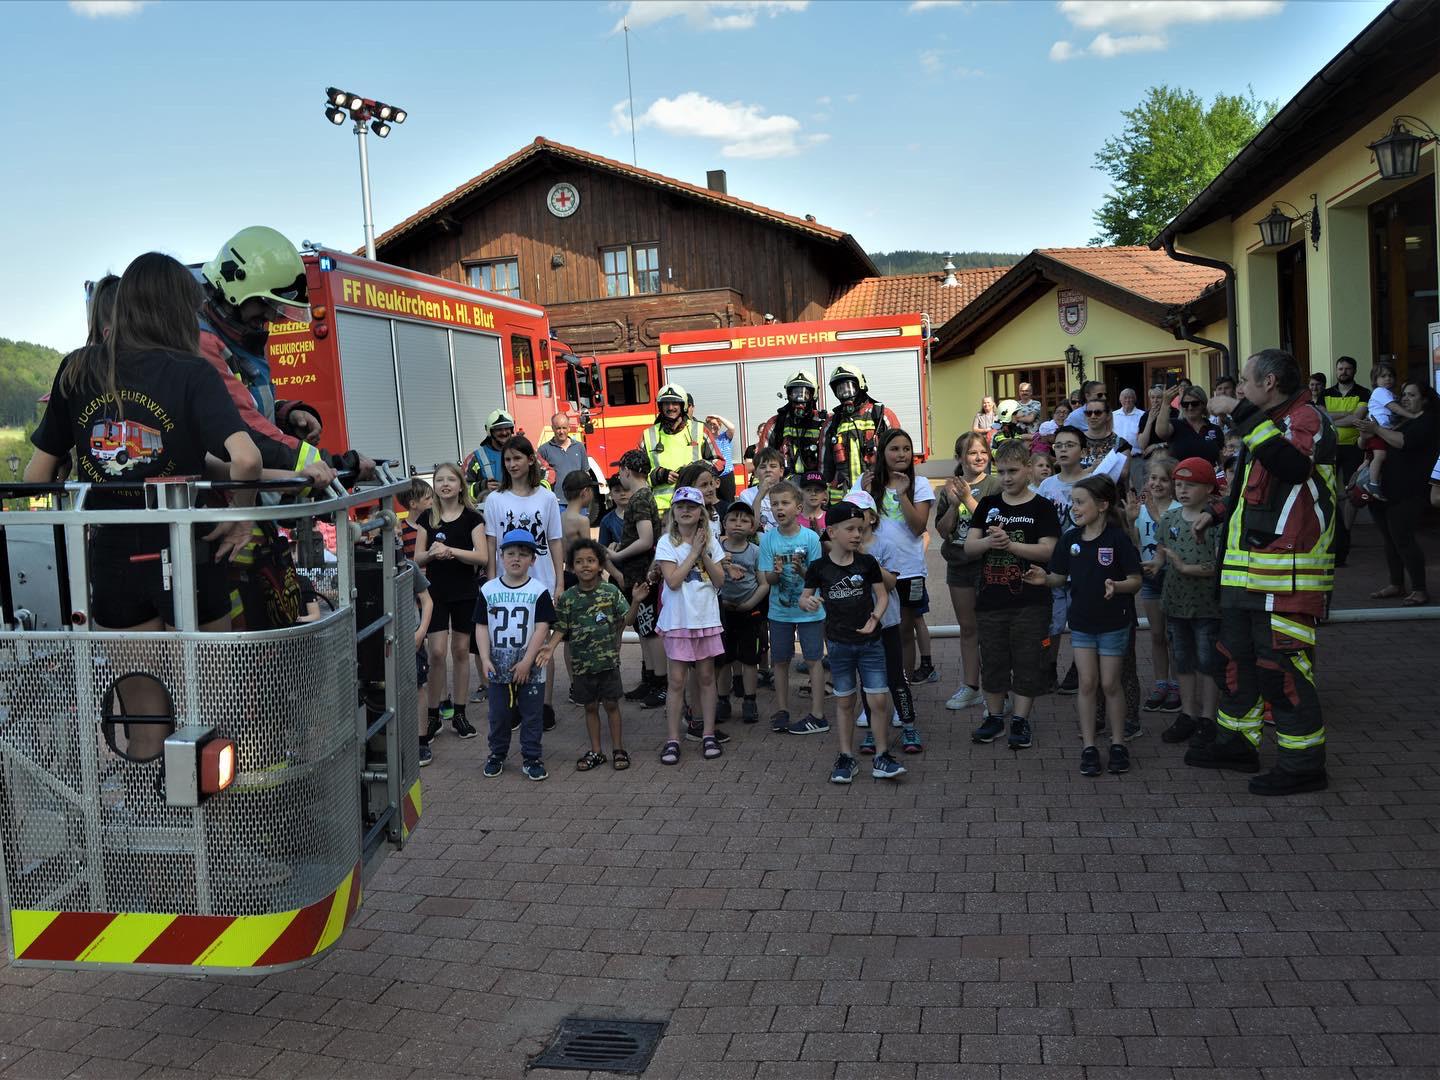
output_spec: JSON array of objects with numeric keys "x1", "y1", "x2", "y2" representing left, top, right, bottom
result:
[
  {"x1": 1182, "y1": 401, "x2": 1205, "y2": 410},
  {"x1": 1084, "y1": 408, "x2": 1106, "y2": 417}
]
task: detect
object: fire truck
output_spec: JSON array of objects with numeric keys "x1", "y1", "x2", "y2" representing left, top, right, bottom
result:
[
  {"x1": 266, "y1": 247, "x2": 605, "y2": 482},
  {"x1": 571, "y1": 313, "x2": 934, "y2": 485},
  {"x1": 87, "y1": 419, "x2": 164, "y2": 467}
]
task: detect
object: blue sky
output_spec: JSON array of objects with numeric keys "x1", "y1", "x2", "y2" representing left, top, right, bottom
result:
[{"x1": 2, "y1": 0, "x2": 1388, "y2": 351}]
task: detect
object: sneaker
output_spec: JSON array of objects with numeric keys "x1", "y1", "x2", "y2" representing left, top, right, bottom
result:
[
  {"x1": 510, "y1": 714, "x2": 521, "y2": 731},
  {"x1": 871, "y1": 752, "x2": 907, "y2": 780},
  {"x1": 543, "y1": 704, "x2": 557, "y2": 731},
  {"x1": 482, "y1": 756, "x2": 504, "y2": 778},
  {"x1": 438, "y1": 698, "x2": 455, "y2": 721},
  {"x1": 685, "y1": 721, "x2": 730, "y2": 743},
  {"x1": 624, "y1": 675, "x2": 653, "y2": 702},
  {"x1": 1143, "y1": 683, "x2": 1168, "y2": 711},
  {"x1": 900, "y1": 726, "x2": 924, "y2": 753},
  {"x1": 770, "y1": 709, "x2": 790, "y2": 734},
  {"x1": 418, "y1": 741, "x2": 432, "y2": 767},
  {"x1": 908, "y1": 662, "x2": 939, "y2": 684},
  {"x1": 1079, "y1": 745, "x2": 1102, "y2": 776},
  {"x1": 425, "y1": 711, "x2": 443, "y2": 741},
  {"x1": 858, "y1": 731, "x2": 876, "y2": 755},
  {"x1": 758, "y1": 667, "x2": 775, "y2": 689},
  {"x1": 1058, "y1": 664, "x2": 1079, "y2": 695},
  {"x1": 1248, "y1": 768, "x2": 1327, "y2": 796},
  {"x1": 567, "y1": 687, "x2": 581, "y2": 707},
  {"x1": 522, "y1": 760, "x2": 548, "y2": 782},
  {"x1": 1188, "y1": 716, "x2": 1217, "y2": 749},
  {"x1": 1124, "y1": 716, "x2": 1144, "y2": 741},
  {"x1": 452, "y1": 713, "x2": 477, "y2": 739},
  {"x1": 1184, "y1": 739, "x2": 1261, "y2": 773},
  {"x1": 1161, "y1": 713, "x2": 1198, "y2": 744},
  {"x1": 829, "y1": 753, "x2": 859, "y2": 785},
  {"x1": 855, "y1": 708, "x2": 870, "y2": 729},
  {"x1": 971, "y1": 714, "x2": 1006, "y2": 744},
  {"x1": 715, "y1": 697, "x2": 732, "y2": 721},
  {"x1": 642, "y1": 685, "x2": 667, "y2": 709},
  {"x1": 741, "y1": 698, "x2": 759, "y2": 724},
  {"x1": 945, "y1": 685, "x2": 984, "y2": 711},
  {"x1": 1160, "y1": 685, "x2": 1182, "y2": 713},
  {"x1": 890, "y1": 708, "x2": 903, "y2": 729},
  {"x1": 470, "y1": 685, "x2": 487, "y2": 703},
  {"x1": 1007, "y1": 717, "x2": 1032, "y2": 750},
  {"x1": 787, "y1": 714, "x2": 829, "y2": 736},
  {"x1": 1107, "y1": 743, "x2": 1131, "y2": 774}
]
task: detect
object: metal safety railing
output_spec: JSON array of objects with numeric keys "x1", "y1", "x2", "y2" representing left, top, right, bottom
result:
[{"x1": 0, "y1": 471, "x2": 420, "y2": 974}]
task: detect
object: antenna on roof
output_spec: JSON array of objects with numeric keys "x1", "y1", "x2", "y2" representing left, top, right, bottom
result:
[
  {"x1": 624, "y1": 19, "x2": 638, "y2": 166},
  {"x1": 942, "y1": 255, "x2": 957, "y2": 287}
]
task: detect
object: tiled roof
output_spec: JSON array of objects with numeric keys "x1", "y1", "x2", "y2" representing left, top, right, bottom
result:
[
  {"x1": 825, "y1": 267, "x2": 1011, "y2": 323},
  {"x1": 1038, "y1": 246, "x2": 1223, "y2": 306},
  {"x1": 372, "y1": 137, "x2": 874, "y2": 274}
]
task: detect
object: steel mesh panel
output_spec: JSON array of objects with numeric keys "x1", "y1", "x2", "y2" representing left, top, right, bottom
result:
[
  {"x1": 0, "y1": 613, "x2": 360, "y2": 917},
  {"x1": 394, "y1": 568, "x2": 419, "y2": 793}
]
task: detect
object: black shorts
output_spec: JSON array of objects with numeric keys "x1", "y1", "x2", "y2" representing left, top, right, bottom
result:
[
  {"x1": 571, "y1": 668, "x2": 623, "y2": 705},
  {"x1": 415, "y1": 645, "x2": 430, "y2": 689},
  {"x1": 896, "y1": 577, "x2": 930, "y2": 614},
  {"x1": 89, "y1": 532, "x2": 232, "y2": 628},
  {"x1": 976, "y1": 603, "x2": 1051, "y2": 698},
  {"x1": 720, "y1": 605, "x2": 764, "y2": 667},
  {"x1": 945, "y1": 560, "x2": 981, "y2": 590},
  {"x1": 429, "y1": 594, "x2": 477, "y2": 635}
]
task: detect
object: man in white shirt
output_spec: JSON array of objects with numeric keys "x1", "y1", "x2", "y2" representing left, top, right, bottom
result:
[{"x1": 1111, "y1": 388, "x2": 1145, "y2": 492}]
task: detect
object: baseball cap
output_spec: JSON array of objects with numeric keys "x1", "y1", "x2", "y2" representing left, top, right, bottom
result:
[
  {"x1": 671, "y1": 486, "x2": 704, "y2": 506},
  {"x1": 1172, "y1": 457, "x2": 1218, "y2": 488},
  {"x1": 613, "y1": 449, "x2": 650, "y2": 475},
  {"x1": 826, "y1": 500, "x2": 865, "y2": 527},
  {"x1": 842, "y1": 490, "x2": 877, "y2": 513},
  {"x1": 722, "y1": 499, "x2": 755, "y2": 520},
  {"x1": 499, "y1": 528, "x2": 538, "y2": 551},
  {"x1": 799, "y1": 471, "x2": 827, "y2": 490}
]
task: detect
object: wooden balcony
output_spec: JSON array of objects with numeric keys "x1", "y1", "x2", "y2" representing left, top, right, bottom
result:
[{"x1": 547, "y1": 288, "x2": 754, "y2": 354}]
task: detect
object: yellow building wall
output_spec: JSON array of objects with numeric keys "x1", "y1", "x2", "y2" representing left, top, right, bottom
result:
[
  {"x1": 930, "y1": 287, "x2": 1216, "y2": 458},
  {"x1": 1173, "y1": 71, "x2": 1440, "y2": 379}
]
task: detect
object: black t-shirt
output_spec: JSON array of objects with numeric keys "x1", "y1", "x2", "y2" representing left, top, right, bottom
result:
[
  {"x1": 972, "y1": 493, "x2": 1061, "y2": 611},
  {"x1": 1049, "y1": 523, "x2": 1142, "y2": 634},
  {"x1": 803, "y1": 552, "x2": 883, "y2": 644},
  {"x1": 32, "y1": 348, "x2": 246, "y2": 509},
  {"x1": 1165, "y1": 417, "x2": 1224, "y2": 465},
  {"x1": 1384, "y1": 411, "x2": 1440, "y2": 500},
  {"x1": 419, "y1": 506, "x2": 484, "y2": 600}
]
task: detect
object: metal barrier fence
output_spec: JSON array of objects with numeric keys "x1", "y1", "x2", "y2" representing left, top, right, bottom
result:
[{"x1": 0, "y1": 475, "x2": 419, "y2": 974}]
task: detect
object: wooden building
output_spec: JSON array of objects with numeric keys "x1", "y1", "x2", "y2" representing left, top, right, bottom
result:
[{"x1": 371, "y1": 137, "x2": 875, "y2": 354}]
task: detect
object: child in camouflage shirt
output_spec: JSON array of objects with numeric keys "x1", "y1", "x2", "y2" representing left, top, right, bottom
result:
[{"x1": 541, "y1": 539, "x2": 645, "y2": 771}]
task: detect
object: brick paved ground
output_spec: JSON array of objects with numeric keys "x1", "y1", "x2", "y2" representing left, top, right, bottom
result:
[{"x1": 0, "y1": 522, "x2": 1435, "y2": 1079}]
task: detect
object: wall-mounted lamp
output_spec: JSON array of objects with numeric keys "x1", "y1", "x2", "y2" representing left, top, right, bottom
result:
[
  {"x1": 1255, "y1": 194, "x2": 1320, "y2": 250},
  {"x1": 1065, "y1": 344, "x2": 1084, "y2": 382},
  {"x1": 551, "y1": 252, "x2": 566, "y2": 269},
  {"x1": 1366, "y1": 115, "x2": 1439, "y2": 182}
]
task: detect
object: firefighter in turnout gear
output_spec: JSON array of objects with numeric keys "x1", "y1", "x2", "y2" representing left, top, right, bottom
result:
[
  {"x1": 1184, "y1": 348, "x2": 1337, "y2": 797},
  {"x1": 642, "y1": 383, "x2": 720, "y2": 512},
  {"x1": 819, "y1": 365, "x2": 899, "y2": 503},
  {"x1": 463, "y1": 409, "x2": 516, "y2": 505},
  {"x1": 757, "y1": 370, "x2": 828, "y2": 477},
  {"x1": 988, "y1": 398, "x2": 1026, "y2": 449}
]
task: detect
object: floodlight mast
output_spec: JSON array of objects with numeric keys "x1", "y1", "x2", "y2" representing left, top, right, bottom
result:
[{"x1": 322, "y1": 87, "x2": 407, "y2": 260}]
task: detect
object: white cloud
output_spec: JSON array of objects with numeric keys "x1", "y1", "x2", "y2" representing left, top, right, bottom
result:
[
  {"x1": 816, "y1": 95, "x2": 832, "y2": 106},
  {"x1": 920, "y1": 47, "x2": 983, "y2": 77},
  {"x1": 612, "y1": 1, "x2": 807, "y2": 33},
  {"x1": 1050, "y1": 0, "x2": 1280, "y2": 59},
  {"x1": 69, "y1": 0, "x2": 147, "y2": 16},
  {"x1": 920, "y1": 48, "x2": 945, "y2": 75},
  {"x1": 909, "y1": 0, "x2": 970, "y2": 10},
  {"x1": 613, "y1": 92, "x2": 827, "y2": 159},
  {"x1": 1058, "y1": 1, "x2": 1283, "y2": 33}
]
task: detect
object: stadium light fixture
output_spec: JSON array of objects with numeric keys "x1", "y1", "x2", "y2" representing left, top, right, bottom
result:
[{"x1": 321, "y1": 86, "x2": 410, "y2": 260}]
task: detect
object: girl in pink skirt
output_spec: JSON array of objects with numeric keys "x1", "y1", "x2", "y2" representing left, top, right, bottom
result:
[{"x1": 654, "y1": 487, "x2": 727, "y2": 764}]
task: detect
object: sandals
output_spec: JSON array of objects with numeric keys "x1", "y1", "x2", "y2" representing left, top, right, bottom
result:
[
  {"x1": 660, "y1": 741, "x2": 680, "y2": 766},
  {"x1": 576, "y1": 750, "x2": 607, "y2": 771},
  {"x1": 702, "y1": 735, "x2": 723, "y2": 760},
  {"x1": 1402, "y1": 592, "x2": 1430, "y2": 607},
  {"x1": 613, "y1": 749, "x2": 631, "y2": 770},
  {"x1": 1370, "y1": 585, "x2": 1402, "y2": 600}
]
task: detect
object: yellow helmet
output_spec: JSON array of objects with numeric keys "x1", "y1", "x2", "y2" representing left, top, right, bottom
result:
[{"x1": 202, "y1": 226, "x2": 310, "y2": 323}]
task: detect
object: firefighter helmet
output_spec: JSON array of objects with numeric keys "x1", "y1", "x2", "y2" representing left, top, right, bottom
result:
[
  {"x1": 202, "y1": 226, "x2": 310, "y2": 322},
  {"x1": 785, "y1": 370, "x2": 817, "y2": 407},
  {"x1": 829, "y1": 365, "x2": 865, "y2": 403},
  {"x1": 784, "y1": 371, "x2": 817, "y2": 393},
  {"x1": 657, "y1": 383, "x2": 687, "y2": 408},
  {"x1": 485, "y1": 408, "x2": 516, "y2": 433},
  {"x1": 994, "y1": 398, "x2": 1020, "y2": 424}
]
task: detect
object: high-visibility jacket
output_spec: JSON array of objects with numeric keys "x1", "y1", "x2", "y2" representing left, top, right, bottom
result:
[
  {"x1": 1220, "y1": 392, "x2": 1337, "y2": 620},
  {"x1": 820, "y1": 399, "x2": 899, "y2": 502},
  {"x1": 758, "y1": 405, "x2": 828, "y2": 476},
  {"x1": 463, "y1": 441, "x2": 504, "y2": 505},
  {"x1": 643, "y1": 417, "x2": 718, "y2": 511}
]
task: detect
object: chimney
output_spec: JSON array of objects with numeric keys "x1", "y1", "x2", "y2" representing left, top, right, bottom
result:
[
  {"x1": 941, "y1": 255, "x2": 958, "y2": 287},
  {"x1": 706, "y1": 169, "x2": 727, "y2": 194}
]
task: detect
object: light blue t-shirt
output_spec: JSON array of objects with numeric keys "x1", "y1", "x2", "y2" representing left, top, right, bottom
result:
[
  {"x1": 864, "y1": 534, "x2": 904, "y2": 630},
  {"x1": 759, "y1": 526, "x2": 824, "y2": 623}
]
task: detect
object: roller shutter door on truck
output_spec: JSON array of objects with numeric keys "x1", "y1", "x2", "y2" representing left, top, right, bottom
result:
[
  {"x1": 394, "y1": 321, "x2": 461, "y2": 472},
  {"x1": 739, "y1": 358, "x2": 813, "y2": 451},
  {"x1": 819, "y1": 349, "x2": 926, "y2": 457},
  {"x1": 451, "y1": 331, "x2": 506, "y2": 456},
  {"x1": 335, "y1": 312, "x2": 404, "y2": 466},
  {"x1": 658, "y1": 361, "x2": 741, "y2": 450}
]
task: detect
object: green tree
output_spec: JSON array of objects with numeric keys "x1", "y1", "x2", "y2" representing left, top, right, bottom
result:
[
  {"x1": 1091, "y1": 85, "x2": 1276, "y2": 247},
  {"x1": 0, "y1": 338, "x2": 64, "y2": 427}
]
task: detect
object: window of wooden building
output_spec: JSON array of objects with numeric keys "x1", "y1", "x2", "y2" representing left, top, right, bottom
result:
[
  {"x1": 991, "y1": 365, "x2": 1067, "y2": 412},
  {"x1": 602, "y1": 244, "x2": 661, "y2": 298},
  {"x1": 469, "y1": 259, "x2": 521, "y2": 298}
]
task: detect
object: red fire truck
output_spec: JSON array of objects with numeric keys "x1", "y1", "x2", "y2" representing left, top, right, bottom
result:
[
  {"x1": 266, "y1": 247, "x2": 603, "y2": 480},
  {"x1": 88, "y1": 418, "x2": 165, "y2": 466}
]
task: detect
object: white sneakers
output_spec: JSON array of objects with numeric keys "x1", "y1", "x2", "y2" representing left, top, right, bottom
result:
[{"x1": 945, "y1": 685, "x2": 984, "y2": 711}]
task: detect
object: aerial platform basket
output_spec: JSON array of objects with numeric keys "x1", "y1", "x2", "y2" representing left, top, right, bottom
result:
[{"x1": 0, "y1": 474, "x2": 419, "y2": 974}]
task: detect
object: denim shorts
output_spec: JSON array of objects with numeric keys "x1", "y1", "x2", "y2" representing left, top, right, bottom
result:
[
  {"x1": 1166, "y1": 616, "x2": 1220, "y2": 675},
  {"x1": 827, "y1": 636, "x2": 889, "y2": 698},
  {"x1": 1070, "y1": 625, "x2": 1132, "y2": 657},
  {"x1": 1139, "y1": 570, "x2": 1165, "y2": 601},
  {"x1": 770, "y1": 618, "x2": 825, "y2": 662},
  {"x1": 896, "y1": 577, "x2": 930, "y2": 614}
]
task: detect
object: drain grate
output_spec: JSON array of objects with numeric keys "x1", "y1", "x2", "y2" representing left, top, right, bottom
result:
[{"x1": 529, "y1": 1017, "x2": 667, "y2": 1074}]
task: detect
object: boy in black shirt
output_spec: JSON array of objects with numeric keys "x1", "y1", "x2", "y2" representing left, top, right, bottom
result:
[
  {"x1": 801, "y1": 501, "x2": 906, "y2": 784},
  {"x1": 963, "y1": 440, "x2": 1061, "y2": 750}
]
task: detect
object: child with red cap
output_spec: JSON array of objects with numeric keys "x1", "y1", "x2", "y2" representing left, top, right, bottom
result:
[{"x1": 1153, "y1": 457, "x2": 1224, "y2": 745}]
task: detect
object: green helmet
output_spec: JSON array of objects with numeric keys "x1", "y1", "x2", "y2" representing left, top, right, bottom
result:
[{"x1": 202, "y1": 226, "x2": 310, "y2": 323}]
